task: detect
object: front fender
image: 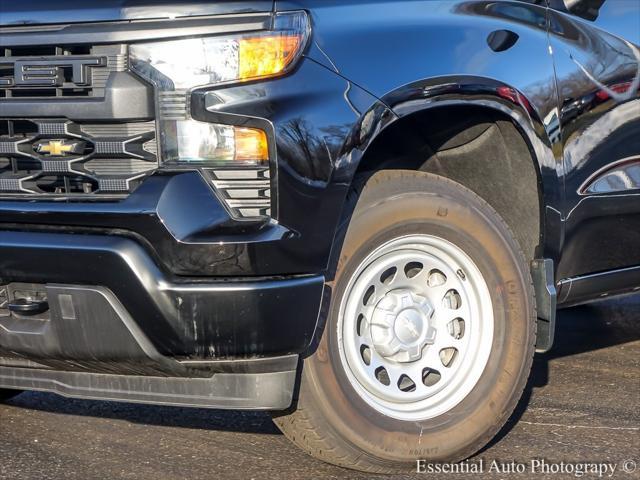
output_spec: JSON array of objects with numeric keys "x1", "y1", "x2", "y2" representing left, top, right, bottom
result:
[
  {"x1": 337, "y1": 74, "x2": 563, "y2": 263},
  {"x1": 281, "y1": 0, "x2": 566, "y2": 263}
]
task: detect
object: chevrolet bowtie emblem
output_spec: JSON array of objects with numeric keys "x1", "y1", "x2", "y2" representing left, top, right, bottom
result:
[{"x1": 35, "y1": 139, "x2": 85, "y2": 157}]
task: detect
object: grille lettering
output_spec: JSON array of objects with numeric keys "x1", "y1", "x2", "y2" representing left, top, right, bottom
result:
[{"x1": 12, "y1": 57, "x2": 106, "y2": 87}]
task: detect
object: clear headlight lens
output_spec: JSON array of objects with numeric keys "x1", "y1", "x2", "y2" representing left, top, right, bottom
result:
[
  {"x1": 130, "y1": 11, "x2": 309, "y2": 166},
  {"x1": 131, "y1": 38, "x2": 240, "y2": 91},
  {"x1": 175, "y1": 120, "x2": 269, "y2": 164}
]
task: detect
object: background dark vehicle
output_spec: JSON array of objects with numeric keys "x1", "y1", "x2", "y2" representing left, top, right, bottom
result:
[{"x1": 0, "y1": 0, "x2": 638, "y2": 473}]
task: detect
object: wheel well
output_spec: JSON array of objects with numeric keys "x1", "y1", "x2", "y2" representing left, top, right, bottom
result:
[{"x1": 356, "y1": 105, "x2": 542, "y2": 261}]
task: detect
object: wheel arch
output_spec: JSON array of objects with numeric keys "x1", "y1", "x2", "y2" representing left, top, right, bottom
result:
[{"x1": 346, "y1": 75, "x2": 561, "y2": 265}]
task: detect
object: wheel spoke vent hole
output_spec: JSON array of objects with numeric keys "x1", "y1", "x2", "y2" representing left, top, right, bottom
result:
[
  {"x1": 404, "y1": 262, "x2": 423, "y2": 279},
  {"x1": 380, "y1": 266, "x2": 397, "y2": 285},
  {"x1": 448, "y1": 318, "x2": 466, "y2": 339},
  {"x1": 356, "y1": 314, "x2": 366, "y2": 336},
  {"x1": 363, "y1": 285, "x2": 376, "y2": 306},
  {"x1": 439, "y1": 347, "x2": 458, "y2": 368},
  {"x1": 427, "y1": 269, "x2": 447, "y2": 287},
  {"x1": 397, "y1": 374, "x2": 416, "y2": 392},
  {"x1": 375, "y1": 367, "x2": 390, "y2": 386},
  {"x1": 422, "y1": 368, "x2": 441, "y2": 387},
  {"x1": 442, "y1": 289, "x2": 462, "y2": 310},
  {"x1": 360, "y1": 345, "x2": 372, "y2": 366}
]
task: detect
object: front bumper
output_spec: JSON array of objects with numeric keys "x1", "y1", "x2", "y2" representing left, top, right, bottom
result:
[
  {"x1": 0, "y1": 230, "x2": 324, "y2": 360},
  {"x1": 0, "y1": 231, "x2": 324, "y2": 409},
  {"x1": 0, "y1": 230, "x2": 323, "y2": 408}
]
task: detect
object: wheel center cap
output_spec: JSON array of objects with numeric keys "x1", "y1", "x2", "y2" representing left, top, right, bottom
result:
[
  {"x1": 394, "y1": 308, "x2": 424, "y2": 344},
  {"x1": 370, "y1": 289, "x2": 437, "y2": 363}
]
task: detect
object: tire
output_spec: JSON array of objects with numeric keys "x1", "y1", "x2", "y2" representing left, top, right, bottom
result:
[
  {"x1": 0, "y1": 389, "x2": 22, "y2": 402},
  {"x1": 273, "y1": 170, "x2": 536, "y2": 473}
]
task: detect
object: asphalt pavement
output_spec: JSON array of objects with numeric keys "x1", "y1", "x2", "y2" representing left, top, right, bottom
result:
[{"x1": 1, "y1": 295, "x2": 638, "y2": 480}]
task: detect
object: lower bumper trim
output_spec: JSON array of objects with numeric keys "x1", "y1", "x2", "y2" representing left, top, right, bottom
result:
[{"x1": 0, "y1": 359, "x2": 297, "y2": 410}]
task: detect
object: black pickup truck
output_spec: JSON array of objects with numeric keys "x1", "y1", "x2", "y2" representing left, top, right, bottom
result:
[{"x1": 0, "y1": 0, "x2": 638, "y2": 473}]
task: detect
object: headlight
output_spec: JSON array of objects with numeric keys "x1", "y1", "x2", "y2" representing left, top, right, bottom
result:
[
  {"x1": 174, "y1": 121, "x2": 269, "y2": 164},
  {"x1": 130, "y1": 11, "x2": 309, "y2": 166}
]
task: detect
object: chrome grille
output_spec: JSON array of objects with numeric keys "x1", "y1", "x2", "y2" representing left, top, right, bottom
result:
[{"x1": 0, "y1": 119, "x2": 157, "y2": 197}]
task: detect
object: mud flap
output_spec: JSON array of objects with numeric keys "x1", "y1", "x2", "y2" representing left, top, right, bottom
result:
[{"x1": 531, "y1": 259, "x2": 557, "y2": 353}]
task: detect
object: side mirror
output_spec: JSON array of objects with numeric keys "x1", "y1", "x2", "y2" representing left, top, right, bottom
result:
[{"x1": 562, "y1": 0, "x2": 605, "y2": 21}]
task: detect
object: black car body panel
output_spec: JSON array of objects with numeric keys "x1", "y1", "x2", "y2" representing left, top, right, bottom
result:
[
  {"x1": 0, "y1": 0, "x2": 638, "y2": 407},
  {"x1": 0, "y1": 1, "x2": 275, "y2": 26},
  {"x1": 547, "y1": 6, "x2": 640, "y2": 280}
]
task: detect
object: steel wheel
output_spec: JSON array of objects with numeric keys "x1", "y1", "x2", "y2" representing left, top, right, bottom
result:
[
  {"x1": 338, "y1": 234, "x2": 494, "y2": 421},
  {"x1": 273, "y1": 171, "x2": 536, "y2": 473}
]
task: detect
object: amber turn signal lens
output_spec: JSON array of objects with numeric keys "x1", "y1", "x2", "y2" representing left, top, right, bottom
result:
[
  {"x1": 234, "y1": 127, "x2": 269, "y2": 162},
  {"x1": 239, "y1": 35, "x2": 302, "y2": 80}
]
